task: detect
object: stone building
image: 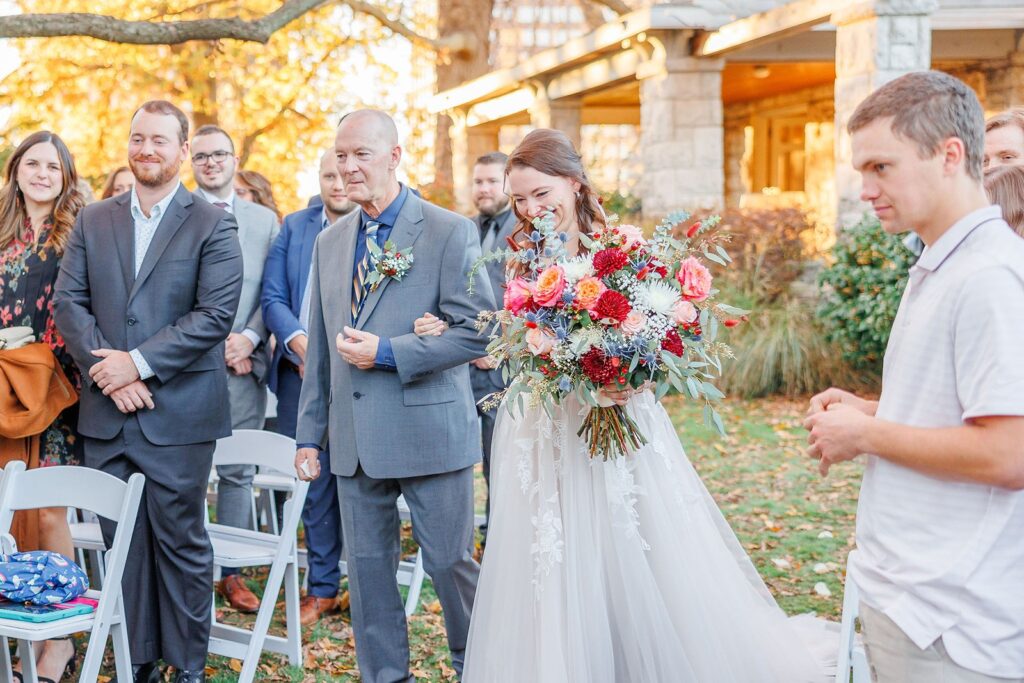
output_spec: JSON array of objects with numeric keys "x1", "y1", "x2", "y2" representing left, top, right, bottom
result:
[{"x1": 431, "y1": 0, "x2": 1024, "y2": 229}]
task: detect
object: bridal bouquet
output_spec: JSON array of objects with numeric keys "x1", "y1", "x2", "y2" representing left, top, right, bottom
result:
[{"x1": 473, "y1": 210, "x2": 746, "y2": 459}]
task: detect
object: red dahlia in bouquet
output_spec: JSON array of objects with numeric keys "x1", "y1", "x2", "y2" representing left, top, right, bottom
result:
[{"x1": 473, "y1": 211, "x2": 747, "y2": 459}]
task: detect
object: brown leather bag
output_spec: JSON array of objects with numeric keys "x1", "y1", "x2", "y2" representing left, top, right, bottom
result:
[{"x1": 0, "y1": 342, "x2": 78, "y2": 551}]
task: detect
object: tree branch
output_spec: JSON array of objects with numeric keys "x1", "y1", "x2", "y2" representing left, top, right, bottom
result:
[
  {"x1": 0, "y1": 0, "x2": 471, "y2": 53},
  {"x1": 0, "y1": 0, "x2": 330, "y2": 45}
]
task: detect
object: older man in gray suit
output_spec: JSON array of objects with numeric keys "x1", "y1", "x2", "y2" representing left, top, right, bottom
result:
[
  {"x1": 191, "y1": 124, "x2": 280, "y2": 612},
  {"x1": 54, "y1": 100, "x2": 242, "y2": 683},
  {"x1": 295, "y1": 110, "x2": 494, "y2": 682}
]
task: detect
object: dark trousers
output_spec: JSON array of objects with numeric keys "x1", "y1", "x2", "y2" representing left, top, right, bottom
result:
[
  {"x1": 275, "y1": 363, "x2": 343, "y2": 597},
  {"x1": 84, "y1": 416, "x2": 214, "y2": 670},
  {"x1": 478, "y1": 405, "x2": 496, "y2": 542},
  {"x1": 337, "y1": 465, "x2": 478, "y2": 682}
]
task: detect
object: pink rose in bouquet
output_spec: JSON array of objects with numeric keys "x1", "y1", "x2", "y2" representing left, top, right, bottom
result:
[
  {"x1": 573, "y1": 276, "x2": 606, "y2": 311},
  {"x1": 677, "y1": 257, "x2": 713, "y2": 302},
  {"x1": 616, "y1": 224, "x2": 645, "y2": 249},
  {"x1": 673, "y1": 300, "x2": 698, "y2": 324},
  {"x1": 504, "y1": 277, "x2": 534, "y2": 315},
  {"x1": 621, "y1": 310, "x2": 648, "y2": 335},
  {"x1": 533, "y1": 265, "x2": 567, "y2": 307},
  {"x1": 525, "y1": 327, "x2": 558, "y2": 356}
]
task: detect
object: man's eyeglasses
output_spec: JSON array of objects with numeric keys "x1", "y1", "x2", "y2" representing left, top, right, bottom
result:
[{"x1": 192, "y1": 150, "x2": 232, "y2": 166}]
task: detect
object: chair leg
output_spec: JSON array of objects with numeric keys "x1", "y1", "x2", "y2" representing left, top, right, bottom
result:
[
  {"x1": 17, "y1": 640, "x2": 38, "y2": 683},
  {"x1": 404, "y1": 550, "x2": 426, "y2": 617},
  {"x1": 284, "y1": 559, "x2": 302, "y2": 667},
  {"x1": 110, "y1": 618, "x2": 134, "y2": 683},
  {"x1": 80, "y1": 617, "x2": 115, "y2": 683},
  {"x1": 0, "y1": 636, "x2": 13, "y2": 683},
  {"x1": 239, "y1": 554, "x2": 292, "y2": 683}
]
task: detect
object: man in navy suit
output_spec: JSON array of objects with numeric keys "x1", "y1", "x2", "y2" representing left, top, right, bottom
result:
[{"x1": 261, "y1": 150, "x2": 355, "y2": 625}]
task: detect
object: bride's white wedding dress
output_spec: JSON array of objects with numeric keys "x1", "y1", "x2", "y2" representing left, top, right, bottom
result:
[{"x1": 463, "y1": 391, "x2": 837, "y2": 682}]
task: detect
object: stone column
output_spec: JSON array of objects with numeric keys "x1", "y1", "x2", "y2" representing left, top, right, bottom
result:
[
  {"x1": 451, "y1": 111, "x2": 500, "y2": 215},
  {"x1": 1009, "y1": 34, "x2": 1024, "y2": 107},
  {"x1": 530, "y1": 89, "x2": 583, "y2": 150},
  {"x1": 833, "y1": 0, "x2": 937, "y2": 227},
  {"x1": 637, "y1": 33, "x2": 724, "y2": 218}
]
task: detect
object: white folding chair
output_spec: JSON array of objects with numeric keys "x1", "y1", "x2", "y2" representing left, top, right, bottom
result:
[
  {"x1": 0, "y1": 462, "x2": 144, "y2": 683},
  {"x1": 68, "y1": 508, "x2": 106, "y2": 589},
  {"x1": 297, "y1": 493, "x2": 427, "y2": 617},
  {"x1": 207, "y1": 430, "x2": 309, "y2": 683},
  {"x1": 836, "y1": 551, "x2": 871, "y2": 683}
]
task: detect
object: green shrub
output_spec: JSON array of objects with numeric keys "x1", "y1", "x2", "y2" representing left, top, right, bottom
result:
[
  {"x1": 817, "y1": 214, "x2": 915, "y2": 374},
  {"x1": 720, "y1": 297, "x2": 868, "y2": 399},
  {"x1": 601, "y1": 190, "x2": 642, "y2": 220}
]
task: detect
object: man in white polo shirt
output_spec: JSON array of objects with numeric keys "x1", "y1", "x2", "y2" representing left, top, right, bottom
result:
[{"x1": 805, "y1": 71, "x2": 1024, "y2": 682}]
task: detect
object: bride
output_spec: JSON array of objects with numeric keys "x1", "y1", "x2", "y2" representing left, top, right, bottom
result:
[{"x1": 418, "y1": 129, "x2": 836, "y2": 682}]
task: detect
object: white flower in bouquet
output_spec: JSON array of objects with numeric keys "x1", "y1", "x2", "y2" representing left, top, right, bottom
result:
[
  {"x1": 561, "y1": 254, "x2": 595, "y2": 283},
  {"x1": 636, "y1": 280, "x2": 681, "y2": 317},
  {"x1": 567, "y1": 327, "x2": 604, "y2": 357}
]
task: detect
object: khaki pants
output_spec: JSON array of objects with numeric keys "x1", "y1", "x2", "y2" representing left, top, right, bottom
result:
[{"x1": 860, "y1": 602, "x2": 1023, "y2": 683}]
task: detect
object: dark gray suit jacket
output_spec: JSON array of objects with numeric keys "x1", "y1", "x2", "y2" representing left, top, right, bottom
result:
[
  {"x1": 54, "y1": 184, "x2": 243, "y2": 446},
  {"x1": 296, "y1": 192, "x2": 495, "y2": 479},
  {"x1": 471, "y1": 208, "x2": 517, "y2": 404}
]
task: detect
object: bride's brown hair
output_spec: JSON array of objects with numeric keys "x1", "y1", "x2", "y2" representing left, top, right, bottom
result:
[{"x1": 505, "y1": 129, "x2": 605, "y2": 275}]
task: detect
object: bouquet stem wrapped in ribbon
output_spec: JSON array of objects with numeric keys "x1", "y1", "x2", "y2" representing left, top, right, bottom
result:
[{"x1": 472, "y1": 210, "x2": 747, "y2": 459}]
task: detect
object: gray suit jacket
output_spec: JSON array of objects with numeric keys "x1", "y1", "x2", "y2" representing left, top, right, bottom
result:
[
  {"x1": 207, "y1": 194, "x2": 279, "y2": 385},
  {"x1": 53, "y1": 185, "x2": 243, "y2": 446},
  {"x1": 470, "y1": 208, "x2": 518, "y2": 404},
  {"x1": 295, "y1": 192, "x2": 495, "y2": 479}
]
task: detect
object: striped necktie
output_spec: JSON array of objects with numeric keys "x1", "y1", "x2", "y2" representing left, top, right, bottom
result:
[{"x1": 352, "y1": 221, "x2": 380, "y2": 319}]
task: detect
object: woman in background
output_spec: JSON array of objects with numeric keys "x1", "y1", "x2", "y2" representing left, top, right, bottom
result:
[
  {"x1": 235, "y1": 169, "x2": 281, "y2": 221},
  {"x1": 0, "y1": 130, "x2": 86, "y2": 682},
  {"x1": 100, "y1": 165, "x2": 133, "y2": 200},
  {"x1": 985, "y1": 163, "x2": 1024, "y2": 236}
]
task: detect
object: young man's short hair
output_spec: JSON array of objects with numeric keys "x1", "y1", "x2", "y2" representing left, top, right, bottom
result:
[
  {"x1": 848, "y1": 71, "x2": 985, "y2": 181},
  {"x1": 133, "y1": 100, "x2": 190, "y2": 144},
  {"x1": 192, "y1": 124, "x2": 235, "y2": 153}
]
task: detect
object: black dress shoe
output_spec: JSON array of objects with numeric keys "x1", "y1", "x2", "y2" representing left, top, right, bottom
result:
[
  {"x1": 174, "y1": 669, "x2": 206, "y2": 683},
  {"x1": 113, "y1": 661, "x2": 160, "y2": 683}
]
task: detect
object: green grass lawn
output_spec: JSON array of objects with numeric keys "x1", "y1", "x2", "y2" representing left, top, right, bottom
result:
[{"x1": 89, "y1": 395, "x2": 861, "y2": 682}]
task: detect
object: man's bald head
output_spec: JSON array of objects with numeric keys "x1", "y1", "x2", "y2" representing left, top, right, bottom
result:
[
  {"x1": 320, "y1": 148, "x2": 336, "y2": 172},
  {"x1": 338, "y1": 109, "x2": 399, "y2": 148},
  {"x1": 334, "y1": 109, "x2": 402, "y2": 212}
]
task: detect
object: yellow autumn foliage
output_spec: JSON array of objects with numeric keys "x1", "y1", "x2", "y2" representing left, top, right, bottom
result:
[{"x1": 0, "y1": 0, "x2": 438, "y2": 215}]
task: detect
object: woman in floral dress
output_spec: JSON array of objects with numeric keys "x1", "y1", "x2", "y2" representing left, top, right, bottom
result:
[{"x1": 0, "y1": 130, "x2": 87, "y2": 682}]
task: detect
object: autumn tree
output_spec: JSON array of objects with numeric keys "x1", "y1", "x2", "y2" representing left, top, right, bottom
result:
[{"x1": 0, "y1": 0, "x2": 627, "y2": 208}]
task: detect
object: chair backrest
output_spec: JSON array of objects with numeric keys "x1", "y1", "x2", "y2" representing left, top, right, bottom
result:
[
  {"x1": 0, "y1": 461, "x2": 144, "y2": 601},
  {"x1": 0, "y1": 463, "x2": 142, "y2": 523},
  {"x1": 213, "y1": 429, "x2": 300, "y2": 478}
]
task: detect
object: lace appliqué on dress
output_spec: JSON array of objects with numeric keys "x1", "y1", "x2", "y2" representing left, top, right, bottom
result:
[
  {"x1": 605, "y1": 456, "x2": 651, "y2": 551},
  {"x1": 530, "y1": 493, "x2": 565, "y2": 592}
]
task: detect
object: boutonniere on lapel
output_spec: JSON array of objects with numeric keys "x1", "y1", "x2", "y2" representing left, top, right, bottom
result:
[{"x1": 365, "y1": 239, "x2": 414, "y2": 290}]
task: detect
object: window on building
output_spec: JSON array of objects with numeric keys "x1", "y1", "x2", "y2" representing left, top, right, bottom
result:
[{"x1": 751, "y1": 106, "x2": 807, "y2": 193}]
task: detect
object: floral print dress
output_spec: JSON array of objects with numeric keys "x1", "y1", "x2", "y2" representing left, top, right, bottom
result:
[{"x1": 0, "y1": 217, "x2": 81, "y2": 466}]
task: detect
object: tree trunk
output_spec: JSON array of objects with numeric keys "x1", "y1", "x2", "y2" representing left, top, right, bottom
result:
[{"x1": 432, "y1": 0, "x2": 493, "y2": 207}]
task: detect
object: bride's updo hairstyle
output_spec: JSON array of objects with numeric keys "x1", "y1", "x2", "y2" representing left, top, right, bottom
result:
[{"x1": 505, "y1": 129, "x2": 605, "y2": 261}]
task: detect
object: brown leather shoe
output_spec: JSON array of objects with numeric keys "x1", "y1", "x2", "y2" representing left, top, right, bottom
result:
[
  {"x1": 218, "y1": 574, "x2": 260, "y2": 613},
  {"x1": 299, "y1": 595, "x2": 340, "y2": 626}
]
